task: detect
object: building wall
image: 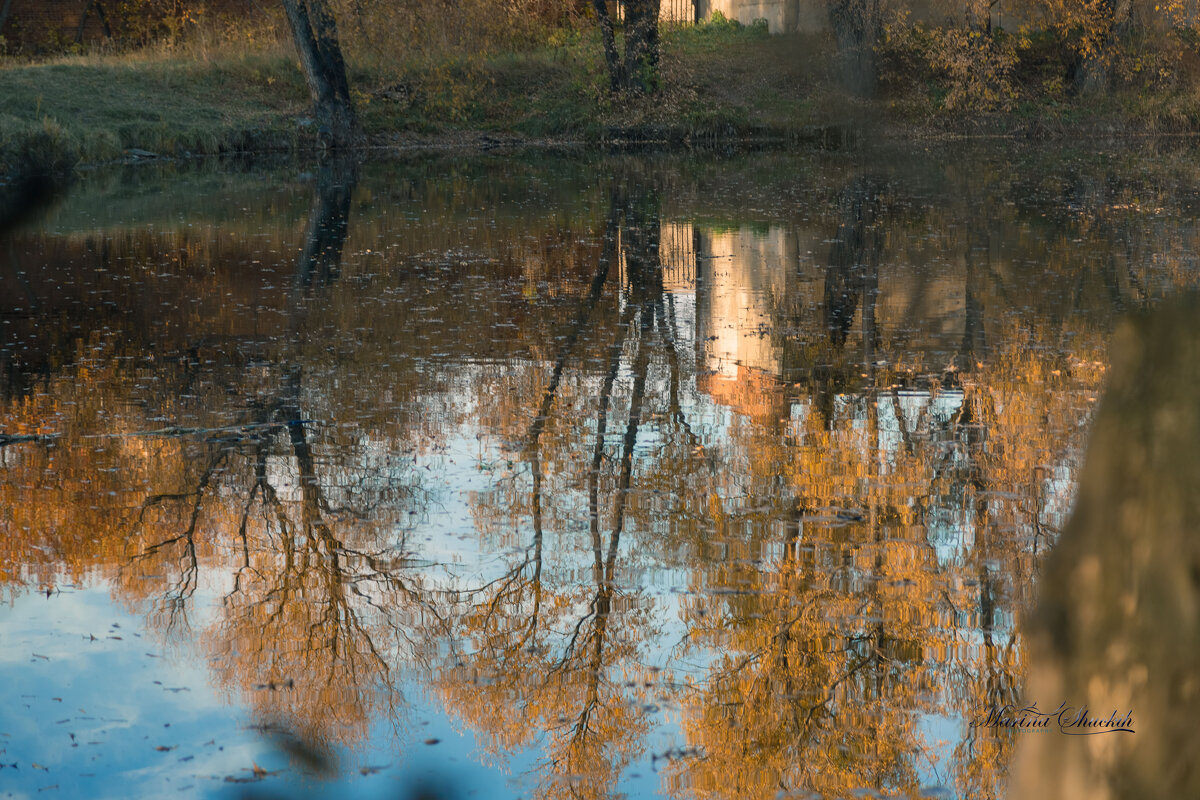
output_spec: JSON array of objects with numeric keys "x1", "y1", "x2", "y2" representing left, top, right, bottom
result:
[
  {"x1": 692, "y1": 0, "x2": 1014, "y2": 34},
  {"x1": 695, "y1": 0, "x2": 817, "y2": 33}
]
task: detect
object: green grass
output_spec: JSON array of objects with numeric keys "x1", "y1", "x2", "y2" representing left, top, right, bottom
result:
[
  {"x1": 0, "y1": 18, "x2": 843, "y2": 179},
  {"x1": 0, "y1": 48, "x2": 307, "y2": 179},
  {"x1": 5, "y1": 16, "x2": 1200, "y2": 180}
]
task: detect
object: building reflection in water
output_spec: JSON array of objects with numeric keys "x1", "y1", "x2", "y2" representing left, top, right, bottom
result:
[{"x1": 1, "y1": 153, "x2": 1188, "y2": 799}]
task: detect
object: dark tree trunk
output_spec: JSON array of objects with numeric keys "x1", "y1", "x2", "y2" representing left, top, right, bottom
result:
[
  {"x1": 828, "y1": 0, "x2": 880, "y2": 96},
  {"x1": 76, "y1": 0, "x2": 112, "y2": 44},
  {"x1": 592, "y1": 0, "x2": 662, "y2": 94},
  {"x1": 281, "y1": 0, "x2": 360, "y2": 148},
  {"x1": 623, "y1": 0, "x2": 662, "y2": 93},
  {"x1": 592, "y1": 0, "x2": 624, "y2": 92},
  {"x1": 288, "y1": 155, "x2": 355, "y2": 350},
  {"x1": 1013, "y1": 295, "x2": 1200, "y2": 799},
  {"x1": 961, "y1": 200, "x2": 988, "y2": 366},
  {"x1": 824, "y1": 176, "x2": 882, "y2": 348},
  {"x1": 292, "y1": 158, "x2": 355, "y2": 294},
  {"x1": 0, "y1": 0, "x2": 13, "y2": 37},
  {"x1": 1072, "y1": 0, "x2": 1132, "y2": 95}
]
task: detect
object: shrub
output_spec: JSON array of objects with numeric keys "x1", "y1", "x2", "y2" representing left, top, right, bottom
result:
[
  {"x1": 879, "y1": 20, "x2": 1027, "y2": 112},
  {"x1": 926, "y1": 28, "x2": 1025, "y2": 111}
]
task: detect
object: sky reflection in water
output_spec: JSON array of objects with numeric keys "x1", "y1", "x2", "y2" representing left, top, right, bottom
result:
[{"x1": 1, "y1": 145, "x2": 1197, "y2": 799}]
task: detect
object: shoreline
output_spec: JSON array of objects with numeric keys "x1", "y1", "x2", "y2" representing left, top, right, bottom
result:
[
  {"x1": 10, "y1": 118, "x2": 1200, "y2": 185},
  {"x1": 5, "y1": 32, "x2": 1200, "y2": 185}
]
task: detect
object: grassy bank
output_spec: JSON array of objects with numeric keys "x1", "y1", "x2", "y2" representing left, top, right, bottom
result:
[
  {"x1": 0, "y1": 20, "x2": 820, "y2": 180},
  {"x1": 0, "y1": 49, "x2": 305, "y2": 180},
  {"x1": 4, "y1": 18, "x2": 1200, "y2": 181}
]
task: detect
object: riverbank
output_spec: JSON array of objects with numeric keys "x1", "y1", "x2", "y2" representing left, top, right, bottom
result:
[{"x1": 3, "y1": 19, "x2": 1200, "y2": 182}]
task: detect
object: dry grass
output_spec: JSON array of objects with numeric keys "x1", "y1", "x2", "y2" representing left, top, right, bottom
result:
[{"x1": 5, "y1": 9, "x2": 1200, "y2": 180}]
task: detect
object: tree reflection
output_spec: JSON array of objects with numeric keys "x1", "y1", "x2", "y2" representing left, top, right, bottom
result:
[
  {"x1": 656, "y1": 170, "x2": 1114, "y2": 799},
  {"x1": 440, "y1": 176, "x2": 686, "y2": 799},
  {"x1": 101, "y1": 158, "x2": 442, "y2": 758},
  {"x1": 825, "y1": 175, "x2": 884, "y2": 352},
  {"x1": 3, "y1": 151, "x2": 1198, "y2": 799}
]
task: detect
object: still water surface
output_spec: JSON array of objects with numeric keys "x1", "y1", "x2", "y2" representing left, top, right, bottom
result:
[{"x1": 1, "y1": 145, "x2": 1196, "y2": 799}]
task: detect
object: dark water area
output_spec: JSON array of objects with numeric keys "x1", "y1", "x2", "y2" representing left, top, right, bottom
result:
[{"x1": 1, "y1": 144, "x2": 1197, "y2": 799}]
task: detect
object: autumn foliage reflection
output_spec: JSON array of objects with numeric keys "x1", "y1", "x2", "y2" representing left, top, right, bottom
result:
[
  {"x1": 1, "y1": 151, "x2": 1197, "y2": 796},
  {"x1": 436, "y1": 177, "x2": 679, "y2": 800}
]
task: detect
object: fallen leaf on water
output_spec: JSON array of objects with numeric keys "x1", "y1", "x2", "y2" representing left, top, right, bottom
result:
[
  {"x1": 223, "y1": 762, "x2": 279, "y2": 784},
  {"x1": 360, "y1": 764, "x2": 390, "y2": 775}
]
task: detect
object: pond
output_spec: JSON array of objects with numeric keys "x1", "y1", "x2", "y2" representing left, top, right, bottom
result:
[{"x1": 1, "y1": 143, "x2": 1196, "y2": 800}]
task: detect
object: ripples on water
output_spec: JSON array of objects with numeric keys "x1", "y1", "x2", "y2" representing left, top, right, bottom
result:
[{"x1": 0, "y1": 145, "x2": 1196, "y2": 799}]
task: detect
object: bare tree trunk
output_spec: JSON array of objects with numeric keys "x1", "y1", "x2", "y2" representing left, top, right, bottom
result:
[
  {"x1": 592, "y1": 0, "x2": 623, "y2": 92},
  {"x1": 76, "y1": 0, "x2": 112, "y2": 44},
  {"x1": 593, "y1": 0, "x2": 662, "y2": 93},
  {"x1": 281, "y1": 0, "x2": 360, "y2": 149},
  {"x1": 1073, "y1": 0, "x2": 1132, "y2": 95},
  {"x1": 1012, "y1": 296, "x2": 1200, "y2": 799},
  {"x1": 828, "y1": 0, "x2": 880, "y2": 96},
  {"x1": 824, "y1": 176, "x2": 882, "y2": 348},
  {"x1": 623, "y1": 0, "x2": 662, "y2": 92},
  {"x1": 292, "y1": 158, "x2": 355, "y2": 294},
  {"x1": 0, "y1": 0, "x2": 16, "y2": 38}
]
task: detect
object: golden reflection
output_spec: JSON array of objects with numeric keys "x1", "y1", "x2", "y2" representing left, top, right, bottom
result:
[
  {"x1": 1, "y1": 152, "x2": 1197, "y2": 796},
  {"x1": 437, "y1": 178, "x2": 668, "y2": 799}
]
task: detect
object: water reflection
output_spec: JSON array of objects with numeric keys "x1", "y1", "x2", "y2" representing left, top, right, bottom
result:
[
  {"x1": 0, "y1": 146, "x2": 1196, "y2": 798},
  {"x1": 442, "y1": 176, "x2": 684, "y2": 800}
]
